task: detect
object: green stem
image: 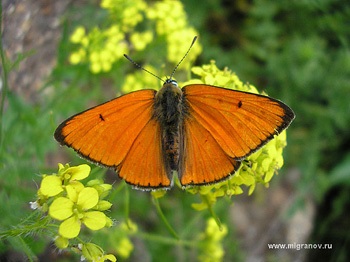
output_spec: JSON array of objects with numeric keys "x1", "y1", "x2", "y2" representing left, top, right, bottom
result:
[
  {"x1": 152, "y1": 196, "x2": 179, "y2": 239},
  {"x1": 201, "y1": 194, "x2": 223, "y2": 230},
  {"x1": 0, "y1": 214, "x2": 54, "y2": 239}
]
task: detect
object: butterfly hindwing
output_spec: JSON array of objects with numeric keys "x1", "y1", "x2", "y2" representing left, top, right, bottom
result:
[
  {"x1": 180, "y1": 114, "x2": 241, "y2": 186},
  {"x1": 119, "y1": 117, "x2": 171, "y2": 188}
]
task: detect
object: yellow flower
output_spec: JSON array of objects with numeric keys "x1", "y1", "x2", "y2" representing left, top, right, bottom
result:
[
  {"x1": 39, "y1": 164, "x2": 91, "y2": 197},
  {"x1": 59, "y1": 163, "x2": 91, "y2": 181},
  {"x1": 130, "y1": 31, "x2": 153, "y2": 51},
  {"x1": 49, "y1": 187, "x2": 108, "y2": 239},
  {"x1": 40, "y1": 175, "x2": 64, "y2": 197},
  {"x1": 70, "y1": 26, "x2": 86, "y2": 43},
  {"x1": 117, "y1": 237, "x2": 133, "y2": 259}
]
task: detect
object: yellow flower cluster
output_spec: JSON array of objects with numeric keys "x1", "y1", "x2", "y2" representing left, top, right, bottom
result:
[
  {"x1": 69, "y1": 25, "x2": 128, "y2": 73},
  {"x1": 69, "y1": 0, "x2": 200, "y2": 74},
  {"x1": 101, "y1": 0, "x2": 147, "y2": 31},
  {"x1": 34, "y1": 164, "x2": 116, "y2": 262},
  {"x1": 146, "y1": 0, "x2": 202, "y2": 66},
  {"x1": 182, "y1": 61, "x2": 289, "y2": 209},
  {"x1": 198, "y1": 218, "x2": 228, "y2": 262}
]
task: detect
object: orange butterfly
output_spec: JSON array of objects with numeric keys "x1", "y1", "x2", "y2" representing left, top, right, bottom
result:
[{"x1": 54, "y1": 38, "x2": 295, "y2": 190}]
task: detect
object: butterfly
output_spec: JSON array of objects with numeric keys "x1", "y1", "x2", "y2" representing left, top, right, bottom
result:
[{"x1": 54, "y1": 37, "x2": 295, "y2": 190}]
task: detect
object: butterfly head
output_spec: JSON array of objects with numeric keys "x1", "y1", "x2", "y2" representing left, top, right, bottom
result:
[
  {"x1": 160, "y1": 79, "x2": 182, "y2": 96},
  {"x1": 164, "y1": 79, "x2": 178, "y2": 88}
]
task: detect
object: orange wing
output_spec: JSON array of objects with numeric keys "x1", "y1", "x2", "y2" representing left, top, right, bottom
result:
[
  {"x1": 180, "y1": 84, "x2": 295, "y2": 186},
  {"x1": 180, "y1": 115, "x2": 241, "y2": 186},
  {"x1": 54, "y1": 90, "x2": 171, "y2": 189}
]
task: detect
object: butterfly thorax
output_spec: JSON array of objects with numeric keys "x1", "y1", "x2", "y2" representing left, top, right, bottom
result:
[{"x1": 153, "y1": 79, "x2": 185, "y2": 174}]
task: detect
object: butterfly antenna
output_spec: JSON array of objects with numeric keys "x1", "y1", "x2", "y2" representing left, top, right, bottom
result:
[
  {"x1": 124, "y1": 54, "x2": 165, "y2": 82},
  {"x1": 169, "y1": 36, "x2": 198, "y2": 80},
  {"x1": 124, "y1": 36, "x2": 197, "y2": 82}
]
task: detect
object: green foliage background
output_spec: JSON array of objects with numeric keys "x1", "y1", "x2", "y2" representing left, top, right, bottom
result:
[{"x1": 1, "y1": 0, "x2": 349, "y2": 261}]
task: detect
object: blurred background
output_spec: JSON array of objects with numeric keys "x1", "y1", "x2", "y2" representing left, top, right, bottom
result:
[{"x1": 1, "y1": 0, "x2": 349, "y2": 261}]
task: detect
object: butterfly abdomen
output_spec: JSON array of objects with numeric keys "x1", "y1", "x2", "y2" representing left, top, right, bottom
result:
[{"x1": 154, "y1": 80, "x2": 185, "y2": 172}]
